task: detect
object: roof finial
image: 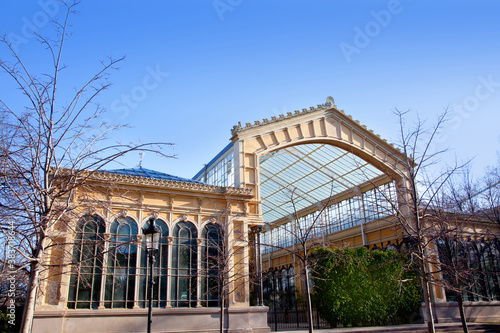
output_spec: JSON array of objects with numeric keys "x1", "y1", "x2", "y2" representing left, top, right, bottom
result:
[
  {"x1": 326, "y1": 96, "x2": 336, "y2": 108},
  {"x1": 138, "y1": 152, "x2": 145, "y2": 168}
]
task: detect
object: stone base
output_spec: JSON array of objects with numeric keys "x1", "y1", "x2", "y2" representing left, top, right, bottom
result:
[
  {"x1": 422, "y1": 301, "x2": 500, "y2": 323},
  {"x1": 32, "y1": 306, "x2": 271, "y2": 333}
]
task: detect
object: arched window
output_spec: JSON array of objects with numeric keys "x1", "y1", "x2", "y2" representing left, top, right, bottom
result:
[
  {"x1": 262, "y1": 272, "x2": 273, "y2": 305},
  {"x1": 282, "y1": 268, "x2": 288, "y2": 293},
  {"x1": 67, "y1": 215, "x2": 105, "y2": 309},
  {"x1": 201, "y1": 223, "x2": 222, "y2": 307},
  {"x1": 287, "y1": 266, "x2": 296, "y2": 307},
  {"x1": 277, "y1": 269, "x2": 283, "y2": 294},
  {"x1": 288, "y1": 266, "x2": 295, "y2": 290},
  {"x1": 105, "y1": 216, "x2": 138, "y2": 308},
  {"x1": 171, "y1": 221, "x2": 198, "y2": 307},
  {"x1": 490, "y1": 240, "x2": 500, "y2": 299},
  {"x1": 138, "y1": 219, "x2": 169, "y2": 308}
]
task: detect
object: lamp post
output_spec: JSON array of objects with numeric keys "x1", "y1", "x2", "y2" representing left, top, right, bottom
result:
[{"x1": 142, "y1": 217, "x2": 160, "y2": 333}]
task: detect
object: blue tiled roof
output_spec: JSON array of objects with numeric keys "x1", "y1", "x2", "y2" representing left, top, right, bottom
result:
[{"x1": 106, "y1": 167, "x2": 205, "y2": 184}]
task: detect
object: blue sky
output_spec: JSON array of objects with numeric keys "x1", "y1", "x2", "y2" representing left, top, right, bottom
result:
[{"x1": 1, "y1": 0, "x2": 499, "y2": 179}]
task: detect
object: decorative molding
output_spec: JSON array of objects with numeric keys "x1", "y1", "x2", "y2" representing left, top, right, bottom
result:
[
  {"x1": 88, "y1": 172, "x2": 253, "y2": 197},
  {"x1": 231, "y1": 103, "x2": 329, "y2": 136},
  {"x1": 229, "y1": 96, "x2": 404, "y2": 159}
]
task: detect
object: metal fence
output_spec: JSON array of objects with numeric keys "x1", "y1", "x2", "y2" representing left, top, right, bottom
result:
[{"x1": 267, "y1": 306, "x2": 330, "y2": 331}]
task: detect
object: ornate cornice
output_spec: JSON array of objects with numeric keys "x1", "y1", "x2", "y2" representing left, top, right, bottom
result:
[
  {"x1": 231, "y1": 103, "x2": 331, "y2": 136},
  {"x1": 88, "y1": 170, "x2": 253, "y2": 197},
  {"x1": 230, "y1": 96, "x2": 403, "y2": 156}
]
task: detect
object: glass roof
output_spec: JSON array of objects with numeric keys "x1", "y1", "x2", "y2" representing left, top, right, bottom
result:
[{"x1": 259, "y1": 143, "x2": 385, "y2": 224}]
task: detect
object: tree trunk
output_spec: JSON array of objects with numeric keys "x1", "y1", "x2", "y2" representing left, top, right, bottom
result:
[
  {"x1": 303, "y1": 263, "x2": 314, "y2": 333},
  {"x1": 220, "y1": 293, "x2": 225, "y2": 333},
  {"x1": 457, "y1": 293, "x2": 469, "y2": 333},
  {"x1": 419, "y1": 260, "x2": 435, "y2": 333},
  {"x1": 20, "y1": 256, "x2": 42, "y2": 333}
]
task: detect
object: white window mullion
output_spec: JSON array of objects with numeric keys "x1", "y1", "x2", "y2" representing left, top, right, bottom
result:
[
  {"x1": 99, "y1": 233, "x2": 110, "y2": 309},
  {"x1": 196, "y1": 238, "x2": 203, "y2": 307},
  {"x1": 134, "y1": 235, "x2": 143, "y2": 309},
  {"x1": 166, "y1": 236, "x2": 173, "y2": 307}
]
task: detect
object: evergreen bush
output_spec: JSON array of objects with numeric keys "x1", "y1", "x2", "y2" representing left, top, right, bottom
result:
[{"x1": 311, "y1": 247, "x2": 421, "y2": 327}]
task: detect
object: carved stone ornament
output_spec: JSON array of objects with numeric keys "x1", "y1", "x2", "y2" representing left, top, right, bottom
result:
[
  {"x1": 182, "y1": 214, "x2": 188, "y2": 222},
  {"x1": 231, "y1": 121, "x2": 243, "y2": 136},
  {"x1": 89, "y1": 171, "x2": 253, "y2": 196}
]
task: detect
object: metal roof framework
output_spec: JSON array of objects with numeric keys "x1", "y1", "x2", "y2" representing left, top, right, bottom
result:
[{"x1": 259, "y1": 143, "x2": 386, "y2": 224}]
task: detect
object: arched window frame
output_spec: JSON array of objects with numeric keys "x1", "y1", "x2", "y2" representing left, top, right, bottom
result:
[
  {"x1": 171, "y1": 220, "x2": 198, "y2": 307},
  {"x1": 200, "y1": 222, "x2": 222, "y2": 307},
  {"x1": 67, "y1": 214, "x2": 105, "y2": 309},
  {"x1": 104, "y1": 216, "x2": 139, "y2": 308},
  {"x1": 138, "y1": 218, "x2": 169, "y2": 308}
]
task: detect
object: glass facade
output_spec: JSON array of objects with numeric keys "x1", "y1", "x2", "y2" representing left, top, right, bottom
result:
[
  {"x1": 262, "y1": 182, "x2": 397, "y2": 253},
  {"x1": 68, "y1": 215, "x2": 223, "y2": 309},
  {"x1": 263, "y1": 266, "x2": 296, "y2": 310},
  {"x1": 205, "y1": 152, "x2": 234, "y2": 187},
  {"x1": 438, "y1": 238, "x2": 500, "y2": 302}
]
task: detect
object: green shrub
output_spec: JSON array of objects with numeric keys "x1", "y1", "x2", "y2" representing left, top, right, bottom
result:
[
  {"x1": 0, "y1": 307, "x2": 20, "y2": 333},
  {"x1": 311, "y1": 247, "x2": 420, "y2": 327}
]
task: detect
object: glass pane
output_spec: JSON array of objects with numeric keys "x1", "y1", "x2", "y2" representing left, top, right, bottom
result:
[
  {"x1": 179, "y1": 246, "x2": 190, "y2": 269},
  {"x1": 68, "y1": 215, "x2": 104, "y2": 309}
]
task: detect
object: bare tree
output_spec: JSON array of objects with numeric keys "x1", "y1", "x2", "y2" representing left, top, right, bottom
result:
[
  {"x1": 201, "y1": 215, "x2": 250, "y2": 333},
  {"x1": 480, "y1": 156, "x2": 500, "y2": 226},
  {"x1": 430, "y1": 162, "x2": 500, "y2": 333},
  {"x1": 431, "y1": 209, "x2": 475, "y2": 333},
  {"x1": 0, "y1": 2, "x2": 172, "y2": 332},
  {"x1": 361, "y1": 109, "x2": 468, "y2": 333},
  {"x1": 260, "y1": 186, "x2": 335, "y2": 333}
]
